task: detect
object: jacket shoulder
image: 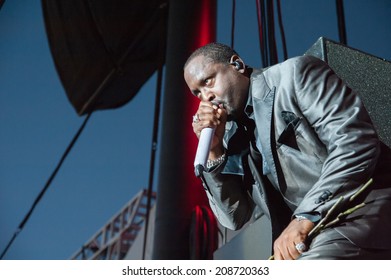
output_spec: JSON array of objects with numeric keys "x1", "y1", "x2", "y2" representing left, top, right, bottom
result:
[{"x1": 276, "y1": 55, "x2": 327, "y2": 71}]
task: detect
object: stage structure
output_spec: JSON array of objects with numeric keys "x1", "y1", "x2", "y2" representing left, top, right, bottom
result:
[
  {"x1": 41, "y1": 0, "x2": 391, "y2": 261},
  {"x1": 152, "y1": 0, "x2": 217, "y2": 259},
  {"x1": 42, "y1": 0, "x2": 168, "y2": 115},
  {"x1": 305, "y1": 37, "x2": 391, "y2": 148},
  {"x1": 70, "y1": 189, "x2": 156, "y2": 260},
  {"x1": 42, "y1": 0, "x2": 218, "y2": 260}
]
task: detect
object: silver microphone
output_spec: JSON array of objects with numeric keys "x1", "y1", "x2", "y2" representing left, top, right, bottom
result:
[
  {"x1": 194, "y1": 101, "x2": 222, "y2": 177},
  {"x1": 194, "y1": 127, "x2": 215, "y2": 177}
]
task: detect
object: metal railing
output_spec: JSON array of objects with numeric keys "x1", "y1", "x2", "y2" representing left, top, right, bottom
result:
[{"x1": 70, "y1": 189, "x2": 156, "y2": 260}]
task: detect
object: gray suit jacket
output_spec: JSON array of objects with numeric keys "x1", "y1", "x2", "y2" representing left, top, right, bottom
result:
[{"x1": 202, "y1": 55, "x2": 391, "y2": 249}]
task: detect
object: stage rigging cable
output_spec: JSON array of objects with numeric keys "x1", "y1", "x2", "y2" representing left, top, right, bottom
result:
[
  {"x1": 336, "y1": 0, "x2": 347, "y2": 45},
  {"x1": 231, "y1": 0, "x2": 236, "y2": 49},
  {"x1": 0, "y1": 112, "x2": 93, "y2": 260},
  {"x1": 255, "y1": 0, "x2": 288, "y2": 67}
]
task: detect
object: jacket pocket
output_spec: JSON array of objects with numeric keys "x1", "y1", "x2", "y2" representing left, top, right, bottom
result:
[{"x1": 277, "y1": 116, "x2": 302, "y2": 151}]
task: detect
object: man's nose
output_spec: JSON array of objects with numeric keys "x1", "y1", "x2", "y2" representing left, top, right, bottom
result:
[{"x1": 200, "y1": 89, "x2": 215, "y2": 102}]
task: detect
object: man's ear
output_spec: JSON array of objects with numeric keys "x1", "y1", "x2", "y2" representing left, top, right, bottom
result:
[{"x1": 229, "y1": 55, "x2": 246, "y2": 73}]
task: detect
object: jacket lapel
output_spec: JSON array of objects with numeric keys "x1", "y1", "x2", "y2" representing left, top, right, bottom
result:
[
  {"x1": 250, "y1": 73, "x2": 280, "y2": 189},
  {"x1": 250, "y1": 74, "x2": 293, "y2": 240}
]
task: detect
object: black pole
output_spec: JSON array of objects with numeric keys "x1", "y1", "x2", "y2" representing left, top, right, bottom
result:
[
  {"x1": 152, "y1": 0, "x2": 216, "y2": 259},
  {"x1": 336, "y1": 0, "x2": 347, "y2": 45}
]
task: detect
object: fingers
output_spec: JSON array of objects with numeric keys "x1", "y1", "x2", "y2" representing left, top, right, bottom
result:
[
  {"x1": 192, "y1": 101, "x2": 225, "y2": 138},
  {"x1": 273, "y1": 240, "x2": 302, "y2": 260},
  {"x1": 272, "y1": 218, "x2": 313, "y2": 260}
]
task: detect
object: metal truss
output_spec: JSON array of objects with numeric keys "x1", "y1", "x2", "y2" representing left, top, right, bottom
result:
[{"x1": 70, "y1": 189, "x2": 156, "y2": 260}]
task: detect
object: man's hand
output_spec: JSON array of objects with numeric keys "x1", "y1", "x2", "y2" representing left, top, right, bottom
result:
[
  {"x1": 272, "y1": 218, "x2": 314, "y2": 260},
  {"x1": 192, "y1": 101, "x2": 227, "y2": 159}
]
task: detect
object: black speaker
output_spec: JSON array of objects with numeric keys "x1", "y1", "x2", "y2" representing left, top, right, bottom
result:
[{"x1": 305, "y1": 37, "x2": 391, "y2": 148}]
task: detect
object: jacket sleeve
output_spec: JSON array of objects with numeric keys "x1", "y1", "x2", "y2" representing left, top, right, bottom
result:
[
  {"x1": 291, "y1": 55, "x2": 380, "y2": 217},
  {"x1": 201, "y1": 154, "x2": 255, "y2": 230}
]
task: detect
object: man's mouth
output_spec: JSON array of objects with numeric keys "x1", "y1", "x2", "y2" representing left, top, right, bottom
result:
[
  {"x1": 211, "y1": 100, "x2": 221, "y2": 106},
  {"x1": 211, "y1": 100, "x2": 225, "y2": 108}
]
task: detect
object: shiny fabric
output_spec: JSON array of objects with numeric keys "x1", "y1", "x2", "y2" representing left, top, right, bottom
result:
[
  {"x1": 299, "y1": 228, "x2": 391, "y2": 260},
  {"x1": 202, "y1": 55, "x2": 391, "y2": 254}
]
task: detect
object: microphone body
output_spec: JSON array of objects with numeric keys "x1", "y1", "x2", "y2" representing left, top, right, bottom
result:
[{"x1": 194, "y1": 127, "x2": 215, "y2": 177}]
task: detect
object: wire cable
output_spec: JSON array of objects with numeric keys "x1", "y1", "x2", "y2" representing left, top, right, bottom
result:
[
  {"x1": 231, "y1": 0, "x2": 236, "y2": 49},
  {"x1": 142, "y1": 64, "x2": 163, "y2": 260},
  {"x1": 0, "y1": 112, "x2": 92, "y2": 260},
  {"x1": 336, "y1": 0, "x2": 347, "y2": 45},
  {"x1": 256, "y1": 0, "x2": 265, "y2": 67},
  {"x1": 256, "y1": 0, "x2": 287, "y2": 67},
  {"x1": 141, "y1": 3, "x2": 167, "y2": 260},
  {"x1": 276, "y1": 0, "x2": 288, "y2": 60},
  {"x1": 266, "y1": 0, "x2": 278, "y2": 65},
  {"x1": 256, "y1": 0, "x2": 270, "y2": 67}
]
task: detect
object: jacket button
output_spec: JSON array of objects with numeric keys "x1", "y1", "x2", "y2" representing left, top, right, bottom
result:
[{"x1": 316, "y1": 190, "x2": 332, "y2": 204}]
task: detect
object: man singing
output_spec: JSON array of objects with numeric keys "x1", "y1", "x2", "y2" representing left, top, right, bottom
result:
[{"x1": 184, "y1": 42, "x2": 391, "y2": 260}]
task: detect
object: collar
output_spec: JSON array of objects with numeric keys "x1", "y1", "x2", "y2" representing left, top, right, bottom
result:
[
  {"x1": 224, "y1": 94, "x2": 255, "y2": 148},
  {"x1": 244, "y1": 67, "x2": 264, "y2": 119},
  {"x1": 244, "y1": 90, "x2": 254, "y2": 118}
]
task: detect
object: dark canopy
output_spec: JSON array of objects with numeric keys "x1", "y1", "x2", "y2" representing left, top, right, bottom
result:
[{"x1": 42, "y1": 0, "x2": 168, "y2": 115}]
